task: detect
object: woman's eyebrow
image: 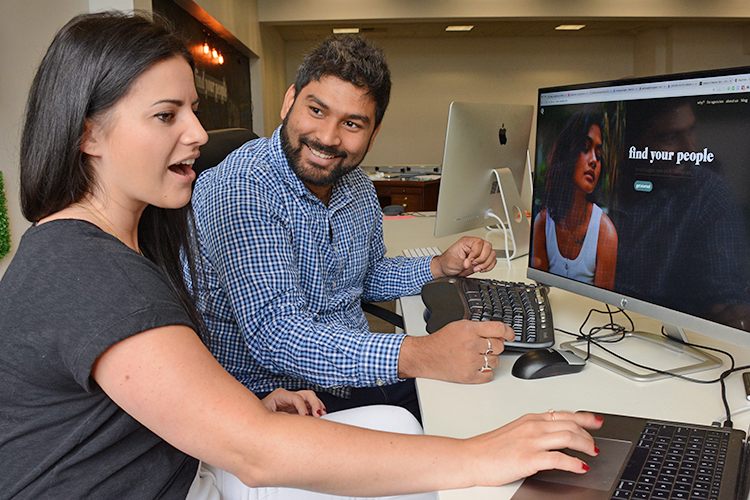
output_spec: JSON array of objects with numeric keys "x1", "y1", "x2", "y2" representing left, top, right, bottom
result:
[{"x1": 150, "y1": 98, "x2": 200, "y2": 107}]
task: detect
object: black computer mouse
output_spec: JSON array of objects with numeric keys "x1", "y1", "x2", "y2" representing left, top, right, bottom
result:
[{"x1": 511, "y1": 348, "x2": 586, "y2": 379}]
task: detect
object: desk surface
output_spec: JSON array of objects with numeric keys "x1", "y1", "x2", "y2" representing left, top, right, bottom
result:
[{"x1": 383, "y1": 213, "x2": 750, "y2": 500}]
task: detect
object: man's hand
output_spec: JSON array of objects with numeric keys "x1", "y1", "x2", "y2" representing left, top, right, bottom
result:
[
  {"x1": 431, "y1": 236, "x2": 496, "y2": 278},
  {"x1": 261, "y1": 388, "x2": 327, "y2": 417},
  {"x1": 397, "y1": 320, "x2": 515, "y2": 383}
]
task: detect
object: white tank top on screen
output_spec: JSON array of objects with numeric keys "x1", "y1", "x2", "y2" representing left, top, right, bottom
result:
[{"x1": 545, "y1": 204, "x2": 602, "y2": 285}]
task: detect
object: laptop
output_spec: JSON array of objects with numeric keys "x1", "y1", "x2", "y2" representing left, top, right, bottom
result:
[{"x1": 511, "y1": 412, "x2": 750, "y2": 500}]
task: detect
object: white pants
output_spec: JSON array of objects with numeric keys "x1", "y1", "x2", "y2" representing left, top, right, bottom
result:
[{"x1": 185, "y1": 405, "x2": 439, "y2": 500}]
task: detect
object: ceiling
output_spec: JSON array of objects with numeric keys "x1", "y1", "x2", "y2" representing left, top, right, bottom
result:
[{"x1": 269, "y1": 18, "x2": 750, "y2": 42}]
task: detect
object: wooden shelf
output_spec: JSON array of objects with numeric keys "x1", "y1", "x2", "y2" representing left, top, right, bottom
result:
[{"x1": 372, "y1": 178, "x2": 440, "y2": 212}]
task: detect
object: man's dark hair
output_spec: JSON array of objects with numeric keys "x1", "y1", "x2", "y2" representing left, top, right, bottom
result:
[{"x1": 294, "y1": 35, "x2": 391, "y2": 127}]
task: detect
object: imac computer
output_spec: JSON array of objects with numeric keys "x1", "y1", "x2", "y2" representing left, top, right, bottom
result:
[
  {"x1": 434, "y1": 102, "x2": 534, "y2": 261},
  {"x1": 528, "y1": 66, "x2": 750, "y2": 380}
]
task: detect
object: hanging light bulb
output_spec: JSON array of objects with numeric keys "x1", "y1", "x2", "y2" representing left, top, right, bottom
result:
[
  {"x1": 218, "y1": 54, "x2": 224, "y2": 65},
  {"x1": 203, "y1": 42, "x2": 210, "y2": 55},
  {"x1": 212, "y1": 48, "x2": 219, "y2": 60}
]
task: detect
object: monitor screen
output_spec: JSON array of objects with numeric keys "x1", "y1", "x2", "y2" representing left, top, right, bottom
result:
[
  {"x1": 434, "y1": 102, "x2": 534, "y2": 258},
  {"x1": 528, "y1": 66, "x2": 750, "y2": 349}
]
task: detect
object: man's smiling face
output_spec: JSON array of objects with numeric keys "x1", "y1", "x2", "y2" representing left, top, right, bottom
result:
[{"x1": 279, "y1": 75, "x2": 381, "y2": 189}]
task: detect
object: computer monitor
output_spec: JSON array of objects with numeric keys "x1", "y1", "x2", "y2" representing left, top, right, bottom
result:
[
  {"x1": 434, "y1": 102, "x2": 534, "y2": 260},
  {"x1": 528, "y1": 66, "x2": 750, "y2": 380}
]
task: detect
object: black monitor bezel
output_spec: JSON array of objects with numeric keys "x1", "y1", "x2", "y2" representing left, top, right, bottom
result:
[{"x1": 528, "y1": 65, "x2": 750, "y2": 349}]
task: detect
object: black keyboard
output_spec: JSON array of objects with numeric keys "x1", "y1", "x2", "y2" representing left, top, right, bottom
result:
[
  {"x1": 420, "y1": 277, "x2": 554, "y2": 350},
  {"x1": 612, "y1": 422, "x2": 731, "y2": 500}
]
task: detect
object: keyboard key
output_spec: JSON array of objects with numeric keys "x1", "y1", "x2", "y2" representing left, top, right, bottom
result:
[
  {"x1": 608, "y1": 422, "x2": 731, "y2": 500},
  {"x1": 421, "y1": 277, "x2": 555, "y2": 349}
]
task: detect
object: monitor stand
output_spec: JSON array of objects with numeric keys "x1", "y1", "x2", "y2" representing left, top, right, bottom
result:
[
  {"x1": 484, "y1": 167, "x2": 531, "y2": 263},
  {"x1": 560, "y1": 324, "x2": 723, "y2": 382}
]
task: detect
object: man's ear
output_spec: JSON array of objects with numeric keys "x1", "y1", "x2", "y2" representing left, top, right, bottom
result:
[
  {"x1": 367, "y1": 123, "x2": 382, "y2": 152},
  {"x1": 80, "y1": 119, "x2": 102, "y2": 158},
  {"x1": 280, "y1": 84, "x2": 296, "y2": 120}
]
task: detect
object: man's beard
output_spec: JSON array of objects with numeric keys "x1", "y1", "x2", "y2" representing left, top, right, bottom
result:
[{"x1": 280, "y1": 116, "x2": 365, "y2": 187}]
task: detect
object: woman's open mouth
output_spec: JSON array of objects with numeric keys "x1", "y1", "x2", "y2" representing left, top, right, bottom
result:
[{"x1": 169, "y1": 158, "x2": 195, "y2": 176}]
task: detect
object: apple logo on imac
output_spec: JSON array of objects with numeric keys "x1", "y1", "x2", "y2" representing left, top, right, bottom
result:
[{"x1": 498, "y1": 123, "x2": 507, "y2": 145}]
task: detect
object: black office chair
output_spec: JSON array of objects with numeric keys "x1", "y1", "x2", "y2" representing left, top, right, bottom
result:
[
  {"x1": 194, "y1": 127, "x2": 259, "y2": 181},
  {"x1": 361, "y1": 301, "x2": 404, "y2": 330}
]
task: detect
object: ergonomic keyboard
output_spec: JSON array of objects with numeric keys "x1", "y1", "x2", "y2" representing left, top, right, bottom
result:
[{"x1": 421, "y1": 277, "x2": 554, "y2": 350}]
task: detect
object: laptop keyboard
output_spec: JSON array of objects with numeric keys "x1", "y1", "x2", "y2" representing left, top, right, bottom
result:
[{"x1": 611, "y1": 422, "x2": 730, "y2": 499}]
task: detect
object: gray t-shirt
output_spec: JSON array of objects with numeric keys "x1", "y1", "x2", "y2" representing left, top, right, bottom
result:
[{"x1": 0, "y1": 220, "x2": 198, "y2": 499}]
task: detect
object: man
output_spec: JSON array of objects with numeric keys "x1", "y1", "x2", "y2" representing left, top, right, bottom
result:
[
  {"x1": 612, "y1": 98, "x2": 750, "y2": 330},
  {"x1": 190, "y1": 36, "x2": 514, "y2": 420}
]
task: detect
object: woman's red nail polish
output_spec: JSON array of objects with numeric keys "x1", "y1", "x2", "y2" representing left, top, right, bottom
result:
[
  {"x1": 595, "y1": 446, "x2": 600, "y2": 454},
  {"x1": 582, "y1": 463, "x2": 590, "y2": 472},
  {"x1": 317, "y1": 409, "x2": 323, "y2": 415},
  {"x1": 595, "y1": 415, "x2": 604, "y2": 423}
]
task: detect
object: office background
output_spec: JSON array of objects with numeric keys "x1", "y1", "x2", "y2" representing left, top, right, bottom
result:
[{"x1": 2, "y1": 0, "x2": 750, "y2": 277}]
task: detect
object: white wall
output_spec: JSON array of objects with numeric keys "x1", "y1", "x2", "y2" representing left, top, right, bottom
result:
[
  {"x1": 286, "y1": 34, "x2": 634, "y2": 168},
  {"x1": 669, "y1": 25, "x2": 750, "y2": 73},
  {"x1": 284, "y1": 24, "x2": 750, "y2": 169},
  {"x1": 0, "y1": 0, "x2": 89, "y2": 276},
  {"x1": 259, "y1": 0, "x2": 750, "y2": 22}
]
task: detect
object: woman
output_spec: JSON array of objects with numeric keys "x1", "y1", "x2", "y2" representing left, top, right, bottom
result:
[
  {"x1": 0, "y1": 11, "x2": 602, "y2": 499},
  {"x1": 532, "y1": 107, "x2": 618, "y2": 289}
]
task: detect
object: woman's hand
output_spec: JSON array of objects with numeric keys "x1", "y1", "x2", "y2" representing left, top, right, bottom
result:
[
  {"x1": 468, "y1": 410, "x2": 603, "y2": 486},
  {"x1": 261, "y1": 388, "x2": 327, "y2": 417}
]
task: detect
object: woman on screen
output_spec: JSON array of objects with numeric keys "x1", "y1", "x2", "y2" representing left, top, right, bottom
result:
[
  {"x1": 0, "y1": 11, "x2": 603, "y2": 499},
  {"x1": 532, "y1": 107, "x2": 618, "y2": 289}
]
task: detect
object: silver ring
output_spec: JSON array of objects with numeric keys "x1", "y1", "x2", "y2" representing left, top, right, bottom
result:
[
  {"x1": 484, "y1": 338, "x2": 494, "y2": 355},
  {"x1": 548, "y1": 408, "x2": 555, "y2": 421},
  {"x1": 480, "y1": 354, "x2": 492, "y2": 372}
]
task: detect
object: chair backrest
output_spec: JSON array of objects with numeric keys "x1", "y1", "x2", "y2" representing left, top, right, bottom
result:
[{"x1": 194, "y1": 128, "x2": 259, "y2": 179}]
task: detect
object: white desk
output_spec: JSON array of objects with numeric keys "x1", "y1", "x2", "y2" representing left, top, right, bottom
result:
[{"x1": 383, "y1": 214, "x2": 750, "y2": 500}]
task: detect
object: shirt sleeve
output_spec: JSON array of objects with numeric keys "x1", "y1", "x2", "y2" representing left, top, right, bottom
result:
[
  {"x1": 361, "y1": 209, "x2": 435, "y2": 302},
  {"x1": 194, "y1": 172, "x2": 406, "y2": 388}
]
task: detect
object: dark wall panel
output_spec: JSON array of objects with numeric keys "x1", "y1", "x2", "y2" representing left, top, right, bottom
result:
[{"x1": 153, "y1": 0, "x2": 252, "y2": 131}]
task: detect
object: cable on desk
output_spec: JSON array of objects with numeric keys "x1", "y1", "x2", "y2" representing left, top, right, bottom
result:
[
  {"x1": 556, "y1": 305, "x2": 750, "y2": 429},
  {"x1": 712, "y1": 404, "x2": 750, "y2": 430},
  {"x1": 484, "y1": 212, "x2": 514, "y2": 269}
]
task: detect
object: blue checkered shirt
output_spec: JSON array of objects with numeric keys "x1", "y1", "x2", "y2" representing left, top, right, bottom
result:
[{"x1": 189, "y1": 127, "x2": 434, "y2": 397}]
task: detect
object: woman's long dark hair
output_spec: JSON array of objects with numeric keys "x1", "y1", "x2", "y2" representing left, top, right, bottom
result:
[
  {"x1": 20, "y1": 11, "x2": 206, "y2": 342},
  {"x1": 542, "y1": 105, "x2": 604, "y2": 222}
]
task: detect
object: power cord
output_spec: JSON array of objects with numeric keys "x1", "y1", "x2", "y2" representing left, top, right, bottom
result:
[
  {"x1": 556, "y1": 305, "x2": 750, "y2": 429},
  {"x1": 712, "y1": 404, "x2": 750, "y2": 431},
  {"x1": 484, "y1": 211, "x2": 515, "y2": 268}
]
